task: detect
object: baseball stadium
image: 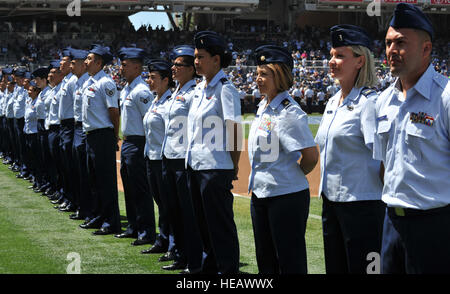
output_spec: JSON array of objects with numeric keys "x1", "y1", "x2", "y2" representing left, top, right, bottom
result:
[{"x1": 0, "y1": 0, "x2": 449, "y2": 278}]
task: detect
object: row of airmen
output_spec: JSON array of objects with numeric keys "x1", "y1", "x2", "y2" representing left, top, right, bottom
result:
[{"x1": 0, "y1": 3, "x2": 449, "y2": 275}]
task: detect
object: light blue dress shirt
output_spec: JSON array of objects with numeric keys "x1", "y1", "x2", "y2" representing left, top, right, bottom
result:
[
  {"x1": 143, "y1": 89, "x2": 171, "y2": 160},
  {"x1": 47, "y1": 83, "x2": 63, "y2": 126},
  {"x1": 73, "y1": 72, "x2": 90, "y2": 123},
  {"x1": 6, "y1": 86, "x2": 17, "y2": 118},
  {"x1": 248, "y1": 91, "x2": 316, "y2": 198},
  {"x1": 58, "y1": 73, "x2": 78, "y2": 120},
  {"x1": 120, "y1": 76, "x2": 153, "y2": 137},
  {"x1": 81, "y1": 70, "x2": 119, "y2": 132},
  {"x1": 35, "y1": 86, "x2": 51, "y2": 120},
  {"x1": 374, "y1": 64, "x2": 450, "y2": 210},
  {"x1": 0, "y1": 90, "x2": 5, "y2": 116},
  {"x1": 161, "y1": 79, "x2": 196, "y2": 159},
  {"x1": 13, "y1": 87, "x2": 27, "y2": 119},
  {"x1": 315, "y1": 87, "x2": 383, "y2": 202},
  {"x1": 185, "y1": 70, "x2": 241, "y2": 170},
  {"x1": 24, "y1": 97, "x2": 38, "y2": 134}
]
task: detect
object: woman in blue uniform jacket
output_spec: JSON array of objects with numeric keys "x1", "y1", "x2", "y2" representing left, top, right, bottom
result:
[
  {"x1": 185, "y1": 31, "x2": 241, "y2": 274},
  {"x1": 248, "y1": 45, "x2": 319, "y2": 274},
  {"x1": 314, "y1": 25, "x2": 385, "y2": 274}
]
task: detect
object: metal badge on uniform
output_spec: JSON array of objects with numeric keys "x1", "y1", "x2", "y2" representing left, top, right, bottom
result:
[
  {"x1": 347, "y1": 104, "x2": 354, "y2": 111},
  {"x1": 327, "y1": 110, "x2": 333, "y2": 114},
  {"x1": 410, "y1": 112, "x2": 434, "y2": 126},
  {"x1": 140, "y1": 97, "x2": 148, "y2": 104}
]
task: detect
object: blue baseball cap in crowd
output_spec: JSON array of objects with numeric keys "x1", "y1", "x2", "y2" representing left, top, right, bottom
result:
[
  {"x1": 71, "y1": 49, "x2": 89, "y2": 60},
  {"x1": 118, "y1": 47, "x2": 146, "y2": 62},
  {"x1": 146, "y1": 59, "x2": 172, "y2": 73},
  {"x1": 89, "y1": 44, "x2": 113, "y2": 64},
  {"x1": 170, "y1": 45, "x2": 195, "y2": 60},
  {"x1": 389, "y1": 3, "x2": 434, "y2": 41},
  {"x1": 2, "y1": 67, "x2": 13, "y2": 75},
  {"x1": 194, "y1": 31, "x2": 227, "y2": 51},
  {"x1": 32, "y1": 67, "x2": 50, "y2": 79},
  {"x1": 330, "y1": 24, "x2": 373, "y2": 51},
  {"x1": 254, "y1": 45, "x2": 294, "y2": 69}
]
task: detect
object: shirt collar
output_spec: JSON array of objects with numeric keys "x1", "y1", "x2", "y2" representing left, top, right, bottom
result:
[
  {"x1": 176, "y1": 79, "x2": 197, "y2": 94},
  {"x1": 342, "y1": 87, "x2": 362, "y2": 104},
  {"x1": 204, "y1": 70, "x2": 227, "y2": 89},
  {"x1": 91, "y1": 70, "x2": 106, "y2": 81},
  {"x1": 412, "y1": 64, "x2": 435, "y2": 100},
  {"x1": 128, "y1": 75, "x2": 144, "y2": 90},
  {"x1": 156, "y1": 89, "x2": 172, "y2": 104},
  {"x1": 266, "y1": 91, "x2": 290, "y2": 110}
]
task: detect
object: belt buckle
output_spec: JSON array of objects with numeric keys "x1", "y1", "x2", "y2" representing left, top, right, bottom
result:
[{"x1": 395, "y1": 207, "x2": 405, "y2": 216}]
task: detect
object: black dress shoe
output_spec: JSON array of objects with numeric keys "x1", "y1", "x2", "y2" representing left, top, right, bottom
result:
[
  {"x1": 141, "y1": 244, "x2": 167, "y2": 254},
  {"x1": 114, "y1": 232, "x2": 137, "y2": 239},
  {"x1": 59, "y1": 204, "x2": 76, "y2": 212},
  {"x1": 69, "y1": 212, "x2": 83, "y2": 220},
  {"x1": 162, "y1": 262, "x2": 187, "y2": 271},
  {"x1": 158, "y1": 251, "x2": 175, "y2": 262},
  {"x1": 92, "y1": 227, "x2": 120, "y2": 236},
  {"x1": 131, "y1": 238, "x2": 153, "y2": 246},
  {"x1": 180, "y1": 268, "x2": 203, "y2": 274},
  {"x1": 79, "y1": 220, "x2": 102, "y2": 229},
  {"x1": 16, "y1": 173, "x2": 23, "y2": 178}
]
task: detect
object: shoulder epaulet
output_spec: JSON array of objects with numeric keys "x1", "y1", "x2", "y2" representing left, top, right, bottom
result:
[
  {"x1": 220, "y1": 77, "x2": 229, "y2": 85},
  {"x1": 281, "y1": 98, "x2": 292, "y2": 109},
  {"x1": 361, "y1": 87, "x2": 377, "y2": 97}
]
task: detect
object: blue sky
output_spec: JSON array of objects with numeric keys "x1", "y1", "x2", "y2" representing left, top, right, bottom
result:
[{"x1": 128, "y1": 11, "x2": 172, "y2": 30}]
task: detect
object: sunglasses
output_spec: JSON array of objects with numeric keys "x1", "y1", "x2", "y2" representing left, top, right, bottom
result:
[{"x1": 173, "y1": 63, "x2": 191, "y2": 68}]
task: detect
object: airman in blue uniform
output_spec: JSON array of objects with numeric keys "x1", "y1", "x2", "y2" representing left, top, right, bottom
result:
[
  {"x1": 79, "y1": 44, "x2": 121, "y2": 235},
  {"x1": 160, "y1": 45, "x2": 203, "y2": 273},
  {"x1": 70, "y1": 49, "x2": 93, "y2": 222},
  {"x1": 248, "y1": 45, "x2": 318, "y2": 274},
  {"x1": 315, "y1": 25, "x2": 385, "y2": 274},
  {"x1": 374, "y1": 3, "x2": 450, "y2": 273},
  {"x1": 115, "y1": 47, "x2": 155, "y2": 246},
  {"x1": 141, "y1": 59, "x2": 176, "y2": 267},
  {"x1": 185, "y1": 31, "x2": 241, "y2": 274},
  {"x1": 23, "y1": 80, "x2": 40, "y2": 186}
]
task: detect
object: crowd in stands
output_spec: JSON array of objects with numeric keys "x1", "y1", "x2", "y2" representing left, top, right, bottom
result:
[{"x1": 2, "y1": 20, "x2": 449, "y2": 114}]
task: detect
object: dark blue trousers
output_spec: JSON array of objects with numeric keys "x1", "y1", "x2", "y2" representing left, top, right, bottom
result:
[
  {"x1": 7, "y1": 118, "x2": 18, "y2": 165},
  {"x1": 48, "y1": 125, "x2": 64, "y2": 196},
  {"x1": 381, "y1": 205, "x2": 450, "y2": 274},
  {"x1": 24, "y1": 133, "x2": 39, "y2": 181},
  {"x1": 72, "y1": 122, "x2": 95, "y2": 220},
  {"x1": 322, "y1": 196, "x2": 385, "y2": 274},
  {"x1": 162, "y1": 157, "x2": 203, "y2": 269},
  {"x1": 146, "y1": 158, "x2": 173, "y2": 251},
  {"x1": 251, "y1": 190, "x2": 310, "y2": 274},
  {"x1": 37, "y1": 120, "x2": 52, "y2": 190},
  {"x1": 86, "y1": 128, "x2": 120, "y2": 231},
  {"x1": 14, "y1": 117, "x2": 27, "y2": 175},
  {"x1": 120, "y1": 137, "x2": 155, "y2": 240},
  {"x1": 59, "y1": 119, "x2": 75, "y2": 205},
  {"x1": 187, "y1": 167, "x2": 240, "y2": 274}
]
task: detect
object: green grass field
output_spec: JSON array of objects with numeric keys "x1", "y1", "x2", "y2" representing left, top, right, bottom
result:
[{"x1": 0, "y1": 164, "x2": 325, "y2": 274}]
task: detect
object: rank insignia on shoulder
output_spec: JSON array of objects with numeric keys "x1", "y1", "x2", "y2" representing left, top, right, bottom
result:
[
  {"x1": 410, "y1": 112, "x2": 434, "y2": 126},
  {"x1": 106, "y1": 88, "x2": 115, "y2": 97},
  {"x1": 377, "y1": 115, "x2": 387, "y2": 121}
]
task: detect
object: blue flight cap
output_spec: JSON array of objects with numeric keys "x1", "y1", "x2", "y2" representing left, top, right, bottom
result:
[
  {"x1": 7, "y1": 76, "x2": 14, "y2": 82},
  {"x1": 32, "y1": 67, "x2": 50, "y2": 79},
  {"x1": 62, "y1": 47, "x2": 73, "y2": 59},
  {"x1": 118, "y1": 47, "x2": 146, "y2": 62},
  {"x1": 389, "y1": 3, "x2": 434, "y2": 41},
  {"x1": 194, "y1": 31, "x2": 227, "y2": 51},
  {"x1": 2, "y1": 67, "x2": 13, "y2": 75},
  {"x1": 254, "y1": 45, "x2": 294, "y2": 70},
  {"x1": 170, "y1": 45, "x2": 195, "y2": 60},
  {"x1": 29, "y1": 80, "x2": 38, "y2": 88},
  {"x1": 71, "y1": 49, "x2": 89, "y2": 60},
  {"x1": 24, "y1": 72, "x2": 31, "y2": 79},
  {"x1": 89, "y1": 44, "x2": 113, "y2": 64},
  {"x1": 330, "y1": 24, "x2": 373, "y2": 51},
  {"x1": 146, "y1": 59, "x2": 172, "y2": 73},
  {"x1": 13, "y1": 67, "x2": 27, "y2": 77},
  {"x1": 49, "y1": 59, "x2": 61, "y2": 69}
]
